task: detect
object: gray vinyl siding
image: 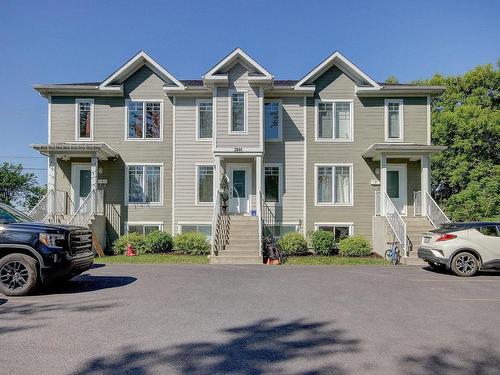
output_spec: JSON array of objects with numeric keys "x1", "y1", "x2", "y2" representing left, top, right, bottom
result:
[
  {"x1": 49, "y1": 65, "x2": 173, "y2": 239},
  {"x1": 173, "y1": 96, "x2": 214, "y2": 233},
  {"x1": 264, "y1": 97, "x2": 304, "y2": 224},
  {"x1": 306, "y1": 66, "x2": 428, "y2": 243},
  {"x1": 215, "y1": 63, "x2": 261, "y2": 150}
]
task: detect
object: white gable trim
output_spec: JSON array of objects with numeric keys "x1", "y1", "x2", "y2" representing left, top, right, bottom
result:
[
  {"x1": 295, "y1": 51, "x2": 380, "y2": 90},
  {"x1": 100, "y1": 51, "x2": 185, "y2": 90},
  {"x1": 203, "y1": 48, "x2": 273, "y2": 80}
]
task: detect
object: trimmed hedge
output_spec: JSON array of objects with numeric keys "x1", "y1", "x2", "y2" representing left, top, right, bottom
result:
[
  {"x1": 112, "y1": 233, "x2": 146, "y2": 255},
  {"x1": 338, "y1": 235, "x2": 371, "y2": 257},
  {"x1": 173, "y1": 232, "x2": 210, "y2": 255},
  {"x1": 309, "y1": 230, "x2": 337, "y2": 256},
  {"x1": 278, "y1": 232, "x2": 308, "y2": 256},
  {"x1": 144, "y1": 230, "x2": 174, "y2": 254}
]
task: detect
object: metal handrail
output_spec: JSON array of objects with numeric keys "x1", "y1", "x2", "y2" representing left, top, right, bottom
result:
[
  {"x1": 28, "y1": 189, "x2": 53, "y2": 222},
  {"x1": 376, "y1": 191, "x2": 410, "y2": 256},
  {"x1": 211, "y1": 190, "x2": 230, "y2": 256},
  {"x1": 68, "y1": 190, "x2": 95, "y2": 226},
  {"x1": 425, "y1": 191, "x2": 450, "y2": 227},
  {"x1": 260, "y1": 191, "x2": 277, "y2": 238}
]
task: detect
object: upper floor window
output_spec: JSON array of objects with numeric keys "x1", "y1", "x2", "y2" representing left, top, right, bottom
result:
[
  {"x1": 75, "y1": 99, "x2": 94, "y2": 140},
  {"x1": 264, "y1": 164, "x2": 282, "y2": 203},
  {"x1": 315, "y1": 164, "x2": 353, "y2": 206},
  {"x1": 197, "y1": 165, "x2": 214, "y2": 204},
  {"x1": 316, "y1": 100, "x2": 353, "y2": 141},
  {"x1": 385, "y1": 99, "x2": 403, "y2": 141},
  {"x1": 196, "y1": 100, "x2": 213, "y2": 140},
  {"x1": 126, "y1": 164, "x2": 162, "y2": 205},
  {"x1": 126, "y1": 100, "x2": 162, "y2": 140},
  {"x1": 230, "y1": 92, "x2": 245, "y2": 133},
  {"x1": 265, "y1": 101, "x2": 282, "y2": 141}
]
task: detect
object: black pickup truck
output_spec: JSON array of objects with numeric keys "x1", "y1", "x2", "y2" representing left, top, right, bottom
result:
[{"x1": 0, "y1": 203, "x2": 94, "y2": 296}]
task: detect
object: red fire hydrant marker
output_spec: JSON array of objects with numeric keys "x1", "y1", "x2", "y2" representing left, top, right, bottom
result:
[{"x1": 126, "y1": 244, "x2": 137, "y2": 256}]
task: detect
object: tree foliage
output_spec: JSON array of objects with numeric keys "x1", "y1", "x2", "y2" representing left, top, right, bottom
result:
[
  {"x1": 0, "y1": 162, "x2": 46, "y2": 210},
  {"x1": 414, "y1": 63, "x2": 500, "y2": 221},
  {"x1": 385, "y1": 75, "x2": 399, "y2": 84}
]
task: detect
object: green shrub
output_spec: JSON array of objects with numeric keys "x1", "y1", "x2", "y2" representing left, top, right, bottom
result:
[
  {"x1": 278, "y1": 232, "x2": 308, "y2": 256},
  {"x1": 112, "y1": 233, "x2": 146, "y2": 255},
  {"x1": 173, "y1": 232, "x2": 210, "y2": 255},
  {"x1": 144, "y1": 230, "x2": 174, "y2": 253},
  {"x1": 338, "y1": 235, "x2": 371, "y2": 257},
  {"x1": 309, "y1": 230, "x2": 337, "y2": 256}
]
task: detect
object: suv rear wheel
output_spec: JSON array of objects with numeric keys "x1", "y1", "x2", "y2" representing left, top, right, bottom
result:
[
  {"x1": 451, "y1": 251, "x2": 479, "y2": 277},
  {"x1": 0, "y1": 254, "x2": 38, "y2": 296}
]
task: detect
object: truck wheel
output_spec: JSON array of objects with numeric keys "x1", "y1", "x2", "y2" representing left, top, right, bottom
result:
[
  {"x1": 0, "y1": 254, "x2": 38, "y2": 296},
  {"x1": 450, "y1": 251, "x2": 479, "y2": 277}
]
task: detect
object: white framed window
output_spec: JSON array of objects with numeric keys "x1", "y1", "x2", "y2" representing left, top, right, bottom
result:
[
  {"x1": 229, "y1": 90, "x2": 246, "y2": 134},
  {"x1": 264, "y1": 101, "x2": 282, "y2": 141},
  {"x1": 126, "y1": 222, "x2": 163, "y2": 235},
  {"x1": 265, "y1": 223, "x2": 299, "y2": 239},
  {"x1": 315, "y1": 100, "x2": 353, "y2": 141},
  {"x1": 125, "y1": 164, "x2": 163, "y2": 206},
  {"x1": 385, "y1": 99, "x2": 403, "y2": 142},
  {"x1": 196, "y1": 164, "x2": 214, "y2": 204},
  {"x1": 315, "y1": 163, "x2": 353, "y2": 206},
  {"x1": 125, "y1": 99, "x2": 163, "y2": 140},
  {"x1": 264, "y1": 163, "x2": 282, "y2": 204},
  {"x1": 196, "y1": 99, "x2": 213, "y2": 140},
  {"x1": 75, "y1": 99, "x2": 94, "y2": 140},
  {"x1": 314, "y1": 222, "x2": 354, "y2": 242},
  {"x1": 178, "y1": 223, "x2": 212, "y2": 242}
]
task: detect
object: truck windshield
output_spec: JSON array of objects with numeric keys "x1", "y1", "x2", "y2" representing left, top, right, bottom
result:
[{"x1": 0, "y1": 205, "x2": 34, "y2": 224}]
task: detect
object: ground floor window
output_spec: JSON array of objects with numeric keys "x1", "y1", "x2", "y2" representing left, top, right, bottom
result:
[
  {"x1": 314, "y1": 223, "x2": 353, "y2": 243},
  {"x1": 126, "y1": 223, "x2": 163, "y2": 235},
  {"x1": 179, "y1": 224, "x2": 212, "y2": 242}
]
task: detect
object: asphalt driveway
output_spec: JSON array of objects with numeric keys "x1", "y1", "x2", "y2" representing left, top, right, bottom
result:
[{"x1": 1, "y1": 264, "x2": 500, "y2": 375}]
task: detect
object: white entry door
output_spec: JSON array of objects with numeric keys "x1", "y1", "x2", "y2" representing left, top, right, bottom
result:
[
  {"x1": 71, "y1": 164, "x2": 91, "y2": 213},
  {"x1": 227, "y1": 164, "x2": 252, "y2": 214},
  {"x1": 387, "y1": 164, "x2": 407, "y2": 215}
]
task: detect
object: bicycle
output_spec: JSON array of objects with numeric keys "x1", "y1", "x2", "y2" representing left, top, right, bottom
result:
[{"x1": 384, "y1": 241, "x2": 401, "y2": 265}]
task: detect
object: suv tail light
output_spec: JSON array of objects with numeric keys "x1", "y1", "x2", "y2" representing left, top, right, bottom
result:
[{"x1": 436, "y1": 233, "x2": 457, "y2": 242}]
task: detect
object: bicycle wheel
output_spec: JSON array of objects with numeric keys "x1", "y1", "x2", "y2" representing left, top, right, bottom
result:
[
  {"x1": 391, "y1": 250, "x2": 400, "y2": 265},
  {"x1": 384, "y1": 249, "x2": 393, "y2": 262}
]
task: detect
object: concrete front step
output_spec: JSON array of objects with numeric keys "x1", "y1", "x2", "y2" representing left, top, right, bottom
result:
[
  {"x1": 225, "y1": 244, "x2": 260, "y2": 251},
  {"x1": 209, "y1": 255, "x2": 263, "y2": 265},
  {"x1": 218, "y1": 250, "x2": 260, "y2": 257}
]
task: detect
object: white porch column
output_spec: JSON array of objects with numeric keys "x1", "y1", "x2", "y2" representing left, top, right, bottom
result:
[
  {"x1": 47, "y1": 155, "x2": 57, "y2": 215},
  {"x1": 90, "y1": 156, "x2": 98, "y2": 212},
  {"x1": 380, "y1": 154, "x2": 387, "y2": 216},
  {"x1": 421, "y1": 154, "x2": 430, "y2": 216},
  {"x1": 256, "y1": 155, "x2": 262, "y2": 217}
]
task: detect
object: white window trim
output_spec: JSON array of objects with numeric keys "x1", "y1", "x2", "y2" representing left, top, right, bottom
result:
[
  {"x1": 264, "y1": 100, "x2": 283, "y2": 142},
  {"x1": 124, "y1": 99, "x2": 164, "y2": 141},
  {"x1": 264, "y1": 163, "x2": 283, "y2": 205},
  {"x1": 314, "y1": 222, "x2": 354, "y2": 236},
  {"x1": 177, "y1": 222, "x2": 213, "y2": 242},
  {"x1": 228, "y1": 89, "x2": 248, "y2": 135},
  {"x1": 314, "y1": 99, "x2": 354, "y2": 142},
  {"x1": 124, "y1": 163, "x2": 164, "y2": 206},
  {"x1": 314, "y1": 163, "x2": 354, "y2": 207},
  {"x1": 75, "y1": 98, "x2": 94, "y2": 141},
  {"x1": 195, "y1": 99, "x2": 213, "y2": 141},
  {"x1": 384, "y1": 99, "x2": 404, "y2": 142},
  {"x1": 195, "y1": 163, "x2": 215, "y2": 206},
  {"x1": 125, "y1": 221, "x2": 164, "y2": 234}
]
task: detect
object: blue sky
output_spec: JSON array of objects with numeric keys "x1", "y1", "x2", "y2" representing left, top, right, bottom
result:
[{"x1": 1, "y1": 0, "x2": 498, "y2": 184}]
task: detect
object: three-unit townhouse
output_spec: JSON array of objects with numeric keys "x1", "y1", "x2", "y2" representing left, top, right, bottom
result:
[{"x1": 32, "y1": 48, "x2": 446, "y2": 263}]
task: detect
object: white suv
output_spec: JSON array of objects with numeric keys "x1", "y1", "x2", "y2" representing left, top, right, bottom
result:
[{"x1": 418, "y1": 222, "x2": 500, "y2": 277}]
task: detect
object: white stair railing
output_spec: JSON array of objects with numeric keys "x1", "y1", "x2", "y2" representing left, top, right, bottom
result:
[
  {"x1": 425, "y1": 191, "x2": 450, "y2": 227},
  {"x1": 28, "y1": 189, "x2": 53, "y2": 222},
  {"x1": 68, "y1": 190, "x2": 95, "y2": 227},
  {"x1": 375, "y1": 191, "x2": 409, "y2": 256}
]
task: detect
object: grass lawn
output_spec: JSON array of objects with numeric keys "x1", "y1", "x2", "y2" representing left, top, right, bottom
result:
[
  {"x1": 285, "y1": 256, "x2": 388, "y2": 265},
  {"x1": 94, "y1": 254, "x2": 387, "y2": 265},
  {"x1": 94, "y1": 254, "x2": 209, "y2": 264}
]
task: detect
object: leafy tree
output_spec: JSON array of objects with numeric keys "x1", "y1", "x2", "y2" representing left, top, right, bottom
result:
[
  {"x1": 0, "y1": 162, "x2": 46, "y2": 209},
  {"x1": 414, "y1": 63, "x2": 500, "y2": 221},
  {"x1": 385, "y1": 75, "x2": 399, "y2": 84}
]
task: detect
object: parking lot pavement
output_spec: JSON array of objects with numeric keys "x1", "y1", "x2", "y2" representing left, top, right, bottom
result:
[{"x1": 1, "y1": 264, "x2": 500, "y2": 375}]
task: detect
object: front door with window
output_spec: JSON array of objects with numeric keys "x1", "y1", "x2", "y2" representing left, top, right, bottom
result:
[
  {"x1": 387, "y1": 164, "x2": 407, "y2": 215},
  {"x1": 71, "y1": 164, "x2": 91, "y2": 212},
  {"x1": 226, "y1": 164, "x2": 252, "y2": 214}
]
